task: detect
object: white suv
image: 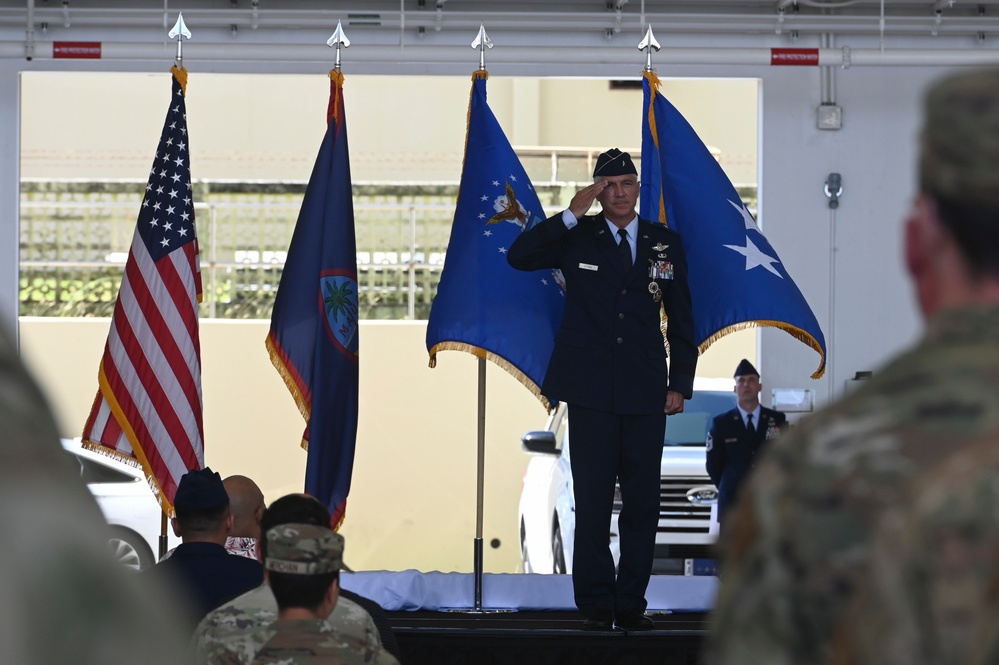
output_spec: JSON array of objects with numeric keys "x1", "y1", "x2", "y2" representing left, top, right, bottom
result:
[
  {"x1": 517, "y1": 389, "x2": 736, "y2": 575},
  {"x1": 61, "y1": 438, "x2": 178, "y2": 570}
]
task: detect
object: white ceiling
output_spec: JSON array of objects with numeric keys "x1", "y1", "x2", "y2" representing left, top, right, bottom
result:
[{"x1": 9, "y1": 1, "x2": 999, "y2": 74}]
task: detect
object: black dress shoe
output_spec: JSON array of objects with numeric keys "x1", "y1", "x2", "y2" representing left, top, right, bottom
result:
[
  {"x1": 581, "y1": 609, "x2": 615, "y2": 631},
  {"x1": 615, "y1": 609, "x2": 655, "y2": 632}
]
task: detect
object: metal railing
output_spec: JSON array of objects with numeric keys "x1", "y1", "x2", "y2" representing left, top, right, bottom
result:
[{"x1": 19, "y1": 197, "x2": 564, "y2": 320}]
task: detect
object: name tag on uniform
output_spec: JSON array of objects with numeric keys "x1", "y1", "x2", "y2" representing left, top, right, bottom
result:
[
  {"x1": 724, "y1": 438, "x2": 737, "y2": 443},
  {"x1": 579, "y1": 263, "x2": 599, "y2": 271}
]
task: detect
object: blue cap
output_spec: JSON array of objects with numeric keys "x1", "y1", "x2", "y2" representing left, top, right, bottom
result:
[
  {"x1": 593, "y1": 148, "x2": 637, "y2": 177},
  {"x1": 174, "y1": 467, "x2": 229, "y2": 512},
  {"x1": 734, "y1": 359, "x2": 759, "y2": 378}
]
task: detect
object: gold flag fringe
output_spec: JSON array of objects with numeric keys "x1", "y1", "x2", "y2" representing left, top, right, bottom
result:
[
  {"x1": 171, "y1": 65, "x2": 188, "y2": 96},
  {"x1": 643, "y1": 70, "x2": 669, "y2": 227},
  {"x1": 429, "y1": 342, "x2": 554, "y2": 414},
  {"x1": 81, "y1": 441, "x2": 173, "y2": 518},
  {"x1": 84, "y1": 365, "x2": 178, "y2": 517},
  {"x1": 700, "y1": 320, "x2": 827, "y2": 379},
  {"x1": 457, "y1": 70, "x2": 489, "y2": 177},
  {"x1": 264, "y1": 337, "x2": 313, "y2": 453},
  {"x1": 328, "y1": 69, "x2": 345, "y2": 125},
  {"x1": 265, "y1": 336, "x2": 312, "y2": 425}
]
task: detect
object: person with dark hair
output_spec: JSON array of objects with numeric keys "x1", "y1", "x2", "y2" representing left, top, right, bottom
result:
[
  {"x1": 705, "y1": 359, "x2": 785, "y2": 524},
  {"x1": 141, "y1": 467, "x2": 263, "y2": 632},
  {"x1": 508, "y1": 148, "x2": 697, "y2": 632},
  {"x1": 223, "y1": 475, "x2": 266, "y2": 559},
  {"x1": 706, "y1": 68, "x2": 999, "y2": 665},
  {"x1": 247, "y1": 524, "x2": 399, "y2": 665},
  {"x1": 194, "y1": 494, "x2": 400, "y2": 664}
]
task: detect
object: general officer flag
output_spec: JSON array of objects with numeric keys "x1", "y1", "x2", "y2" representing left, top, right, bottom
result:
[
  {"x1": 82, "y1": 66, "x2": 204, "y2": 516},
  {"x1": 639, "y1": 70, "x2": 826, "y2": 378},
  {"x1": 266, "y1": 70, "x2": 359, "y2": 529},
  {"x1": 427, "y1": 70, "x2": 565, "y2": 411}
]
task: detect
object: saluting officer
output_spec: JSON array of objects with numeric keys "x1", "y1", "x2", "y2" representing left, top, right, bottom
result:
[{"x1": 508, "y1": 148, "x2": 697, "y2": 632}]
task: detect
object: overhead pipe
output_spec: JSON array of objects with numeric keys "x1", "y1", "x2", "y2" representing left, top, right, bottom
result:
[
  {"x1": 15, "y1": 40, "x2": 999, "y2": 67},
  {"x1": 25, "y1": 0, "x2": 33, "y2": 61},
  {"x1": 5, "y1": 8, "x2": 999, "y2": 39}
]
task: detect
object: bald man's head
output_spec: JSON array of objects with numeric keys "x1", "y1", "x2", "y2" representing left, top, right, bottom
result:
[{"x1": 223, "y1": 475, "x2": 265, "y2": 539}]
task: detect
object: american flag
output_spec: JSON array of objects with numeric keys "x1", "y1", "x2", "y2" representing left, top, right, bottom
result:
[{"x1": 83, "y1": 67, "x2": 204, "y2": 516}]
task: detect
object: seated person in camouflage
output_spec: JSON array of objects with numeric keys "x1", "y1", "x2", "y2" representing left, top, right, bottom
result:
[
  {"x1": 243, "y1": 523, "x2": 400, "y2": 665},
  {"x1": 193, "y1": 494, "x2": 395, "y2": 664}
]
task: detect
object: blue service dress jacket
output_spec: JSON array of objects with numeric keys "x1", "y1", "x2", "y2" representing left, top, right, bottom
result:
[
  {"x1": 141, "y1": 541, "x2": 263, "y2": 631},
  {"x1": 706, "y1": 406, "x2": 787, "y2": 520},
  {"x1": 507, "y1": 212, "x2": 697, "y2": 412}
]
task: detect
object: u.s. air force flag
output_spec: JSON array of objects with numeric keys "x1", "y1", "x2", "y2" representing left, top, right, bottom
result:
[
  {"x1": 640, "y1": 70, "x2": 826, "y2": 378},
  {"x1": 427, "y1": 70, "x2": 565, "y2": 411}
]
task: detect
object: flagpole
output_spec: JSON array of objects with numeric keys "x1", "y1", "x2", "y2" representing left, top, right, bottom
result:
[
  {"x1": 470, "y1": 23, "x2": 493, "y2": 614},
  {"x1": 473, "y1": 357, "x2": 486, "y2": 610},
  {"x1": 639, "y1": 24, "x2": 661, "y2": 73},
  {"x1": 154, "y1": 12, "x2": 191, "y2": 562},
  {"x1": 326, "y1": 19, "x2": 350, "y2": 71}
]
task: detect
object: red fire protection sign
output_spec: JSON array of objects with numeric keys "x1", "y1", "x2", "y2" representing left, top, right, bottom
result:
[
  {"x1": 53, "y1": 42, "x2": 102, "y2": 59},
  {"x1": 770, "y1": 48, "x2": 820, "y2": 66}
]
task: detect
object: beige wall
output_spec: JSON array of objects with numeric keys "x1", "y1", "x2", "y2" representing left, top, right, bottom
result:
[
  {"x1": 19, "y1": 317, "x2": 753, "y2": 573},
  {"x1": 22, "y1": 72, "x2": 757, "y2": 186}
]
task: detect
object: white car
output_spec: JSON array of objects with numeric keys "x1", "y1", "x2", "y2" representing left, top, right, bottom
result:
[
  {"x1": 518, "y1": 389, "x2": 737, "y2": 575},
  {"x1": 61, "y1": 438, "x2": 178, "y2": 571}
]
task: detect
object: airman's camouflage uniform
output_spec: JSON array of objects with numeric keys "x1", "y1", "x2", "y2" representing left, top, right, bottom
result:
[
  {"x1": 707, "y1": 64, "x2": 999, "y2": 665},
  {"x1": 216, "y1": 619, "x2": 399, "y2": 665},
  {"x1": 705, "y1": 305, "x2": 999, "y2": 665},
  {"x1": 196, "y1": 523, "x2": 398, "y2": 665},
  {"x1": 192, "y1": 582, "x2": 382, "y2": 663}
]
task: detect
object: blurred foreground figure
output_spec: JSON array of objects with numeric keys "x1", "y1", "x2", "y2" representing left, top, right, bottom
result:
[
  {"x1": 0, "y1": 323, "x2": 187, "y2": 664},
  {"x1": 706, "y1": 67, "x2": 999, "y2": 665}
]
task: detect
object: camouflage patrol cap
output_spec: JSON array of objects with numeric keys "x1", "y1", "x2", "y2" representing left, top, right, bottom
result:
[
  {"x1": 920, "y1": 67, "x2": 999, "y2": 208},
  {"x1": 264, "y1": 523, "x2": 344, "y2": 575}
]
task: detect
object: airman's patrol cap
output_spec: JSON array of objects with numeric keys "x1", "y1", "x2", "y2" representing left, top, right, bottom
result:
[
  {"x1": 734, "y1": 359, "x2": 759, "y2": 378},
  {"x1": 593, "y1": 148, "x2": 638, "y2": 178},
  {"x1": 174, "y1": 467, "x2": 229, "y2": 512},
  {"x1": 920, "y1": 67, "x2": 999, "y2": 209},
  {"x1": 264, "y1": 523, "x2": 344, "y2": 575}
]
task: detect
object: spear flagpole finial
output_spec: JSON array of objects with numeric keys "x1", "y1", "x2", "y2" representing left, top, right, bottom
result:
[
  {"x1": 326, "y1": 20, "x2": 351, "y2": 71},
  {"x1": 638, "y1": 24, "x2": 660, "y2": 72},
  {"x1": 168, "y1": 13, "x2": 192, "y2": 68},
  {"x1": 471, "y1": 23, "x2": 493, "y2": 71}
]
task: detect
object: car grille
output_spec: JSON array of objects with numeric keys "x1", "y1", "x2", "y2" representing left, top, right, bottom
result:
[{"x1": 658, "y1": 476, "x2": 713, "y2": 534}]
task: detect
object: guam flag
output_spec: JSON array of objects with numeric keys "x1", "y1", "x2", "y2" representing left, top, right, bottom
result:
[
  {"x1": 266, "y1": 70, "x2": 358, "y2": 528},
  {"x1": 640, "y1": 70, "x2": 826, "y2": 378},
  {"x1": 427, "y1": 70, "x2": 565, "y2": 411}
]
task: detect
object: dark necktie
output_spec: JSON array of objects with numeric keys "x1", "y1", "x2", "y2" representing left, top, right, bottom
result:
[
  {"x1": 747, "y1": 413, "x2": 754, "y2": 432},
  {"x1": 617, "y1": 228, "x2": 632, "y2": 272}
]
